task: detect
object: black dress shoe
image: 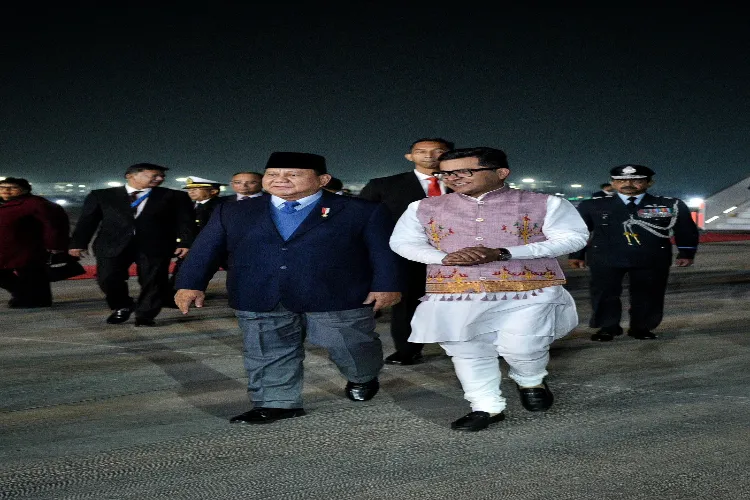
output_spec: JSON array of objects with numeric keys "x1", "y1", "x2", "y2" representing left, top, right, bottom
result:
[
  {"x1": 384, "y1": 351, "x2": 424, "y2": 365},
  {"x1": 517, "y1": 380, "x2": 554, "y2": 412},
  {"x1": 229, "y1": 407, "x2": 306, "y2": 424},
  {"x1": 590, "y1": 326, "x2": 623, "y2": 342},
  {"x1": 345, "y1": 378, "x2": 379, "y2": 401},
  {"x1": 628, "y1": 329, "x2": 657, "y2": 339},
  {"x1": 106, "y1": 308, "x2": 132, "y2": 324},
  {"x1": 451, "y1": 411, "x2": 505, "y2": 432},
  {"x1": 134, "y1": 318, "x2": 156, "y2": 327}
]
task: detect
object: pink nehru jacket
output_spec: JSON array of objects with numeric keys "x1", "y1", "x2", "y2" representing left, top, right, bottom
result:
[{"x1": 415, "y1": 187, "x2": 567, "y2": 294}]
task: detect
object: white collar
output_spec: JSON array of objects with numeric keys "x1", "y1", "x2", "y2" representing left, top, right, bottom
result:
[{"x1": 126, "y1": 185, "x2": 152, "y2": 194}]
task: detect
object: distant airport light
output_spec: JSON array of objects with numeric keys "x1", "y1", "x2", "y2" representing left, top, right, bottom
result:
[
  {"x1": 722, "y1": 206, "x2": 738, "y2": 214},
  {"x1": 554, "y1": 192, "x2": 565, "y2": 196},
  {"x1": 570, "y1": 184, "x2": 582, "y2": 188},
  {"x1": 66, "y1": 183, "x2": 74, "y2": 187},
  {"x1": 687, "y1": 198, "x2": 704, "y2": 208},
  {"x1": 521, "y1": 178, "x2": 535, "y2": 183},
  {"x1": 78, "y1": 184, "x2": 86, "y2": 188},
  {"x1": 705, "y1": 216, "x2": 720, "y2": 224},
  {"x1": 54, "y1": 199, "x2": 68, "y2": 206},
  {"x1": 107, "y1": 181, "x2": 123, "y2": 187},
  {"x1": 0, "y1": 176, "x2": 5, "y2": 181}
]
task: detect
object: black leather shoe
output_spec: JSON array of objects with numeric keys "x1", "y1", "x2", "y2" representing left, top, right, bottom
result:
[
  {"x1": 106, "y1": 308, "x2": 132, "y2": 324},
  {"x1": 229, "y1": 407, "x2": 306, "y2": 424},
  {"x1": 451, "y1": 411, "x2": 505, "y2": 432},
  {"x1": 134, "y1": 318, "x2": 156, "y2": 327},
  {"x1": 345, "y1": 378, "x2": 379, "y2": 401},
  {"x1": 628, "y1": 329, "x2": 657, "y2": 339},
  {"x1": 518, "y1": 380, "x2": 554, "y2": 412},
  {"x1": 384, "y1": 351, "x2": 424, "y2": 365},
  {"x1": 590, "y1": 326, "x2": 623, "y2": 342}
]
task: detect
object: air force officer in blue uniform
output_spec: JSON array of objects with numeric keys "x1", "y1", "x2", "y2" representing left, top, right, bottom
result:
[
  {"x1": 569, "y1": 164, "x2": 699, "y2": 342},
  {"x1": 175, "y1": 152, "x2": 402, "y2": 424}
]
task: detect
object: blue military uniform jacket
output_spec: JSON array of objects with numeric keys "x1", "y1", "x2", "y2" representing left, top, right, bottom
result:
[
  {"x1": 175, "y1": 190, "x2": 402, "y2": 312},
  {"x1": 570, "y1": 193, "x2": 699, "y2": 267}
]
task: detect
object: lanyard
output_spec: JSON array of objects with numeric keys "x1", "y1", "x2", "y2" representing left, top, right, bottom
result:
[{"x1": 130, "y1": 190, "x2": 151, "y2": 209}]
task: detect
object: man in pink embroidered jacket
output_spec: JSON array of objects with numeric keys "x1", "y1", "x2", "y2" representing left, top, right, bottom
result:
[{"x1": 390, "y1": 147, "x2": 589, "y2": 432}]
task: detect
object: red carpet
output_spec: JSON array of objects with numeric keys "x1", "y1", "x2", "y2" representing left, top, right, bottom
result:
[
  {"x1": 71, "y1": 262, "x2": 177, "y2": 280},
  {"x1": 697, "y1": 231, "x2": 750, "y2": 242}
]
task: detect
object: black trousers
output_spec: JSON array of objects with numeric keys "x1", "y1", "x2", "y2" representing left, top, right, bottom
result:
[
  {"x1": 96, "y1": 242, "x2": 172, "y2": 319},
  {"x1": 0, "y1": 265, "x2": 52, "y2": 306},
  {"x1": 389, "y1": 258, "x2": 426, "y2": 356},
  {"x1": 588, "y1": 265, "x2": 670, "y2": 332}
]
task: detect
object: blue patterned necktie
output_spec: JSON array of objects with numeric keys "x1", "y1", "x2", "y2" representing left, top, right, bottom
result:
[{"x1": 279, "y1": 200, "x2": 300, "y2": 214}]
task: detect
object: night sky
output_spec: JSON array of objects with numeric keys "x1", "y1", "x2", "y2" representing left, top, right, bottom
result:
[{"x1": 2, "y1": 5, "x2": 748, "y2": 198}]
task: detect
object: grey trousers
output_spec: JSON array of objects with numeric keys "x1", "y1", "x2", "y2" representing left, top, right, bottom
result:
[{"x1": 235, "y1": 304, "x2": 383, "y2": 409}]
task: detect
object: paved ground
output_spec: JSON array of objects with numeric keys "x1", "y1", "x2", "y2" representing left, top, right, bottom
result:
[{"x1": 1, "y1": 241, "x2": 749, "y2": 499}]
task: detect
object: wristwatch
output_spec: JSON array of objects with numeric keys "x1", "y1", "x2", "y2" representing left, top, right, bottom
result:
[{"x1": 496, "y1": 248, "x2": 512, "y2": 261}]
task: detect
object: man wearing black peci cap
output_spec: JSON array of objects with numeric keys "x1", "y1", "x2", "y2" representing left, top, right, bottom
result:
[
  {"x1": 175, "y1": 152, "x2": 402, "y2": 424},
  {"x1": 569, "y1": 164, "x2": 699, "y2": 341}
]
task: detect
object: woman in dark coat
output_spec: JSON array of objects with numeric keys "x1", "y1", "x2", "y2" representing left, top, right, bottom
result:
[{"x1": 0, "y1": 177, "x2": 70, "y2": 307}]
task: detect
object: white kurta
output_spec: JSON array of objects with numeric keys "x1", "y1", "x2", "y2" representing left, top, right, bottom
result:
[{"x1": 390, "y1": 192, "x2": 589, "y2": 343}]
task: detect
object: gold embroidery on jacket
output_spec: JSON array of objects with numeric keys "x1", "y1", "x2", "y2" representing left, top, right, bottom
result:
[
  {"x1": 425, "y1": 218, "x2": 454, "y2": 251},
  {"x1": 426, "y1": 279, "x2": 566, "y2": 293},
  {"x1": 501, "y1": 214, "x2": 543, "y2": 244}
]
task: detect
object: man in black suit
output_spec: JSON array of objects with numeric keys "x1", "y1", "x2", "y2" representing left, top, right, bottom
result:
[
  {"x1": 69, "y1": 163, "x2": 195, "y2": 326},
  {"x1": 224, "y1": 171, "x2": 264, "y2": 202},
  {"x1": 569, "y1": 164, "x2": 699, "y2": 341},
  {"x1": 359, "y1": 137, "x2": 454, "y2": 365}
]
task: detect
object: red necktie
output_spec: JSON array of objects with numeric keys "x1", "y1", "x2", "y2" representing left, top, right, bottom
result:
[{"x1": 427, "y1": 177, "x2": 441, "y2": 197}]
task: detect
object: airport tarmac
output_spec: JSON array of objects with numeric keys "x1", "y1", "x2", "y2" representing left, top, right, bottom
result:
[{"x1": 1, "y1": 241, "x2": 749, "y2": 499}]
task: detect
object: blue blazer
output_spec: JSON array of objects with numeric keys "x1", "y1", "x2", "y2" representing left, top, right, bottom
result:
[{"x1": 175, "y1": 190, "x2": 402, "y2": 312}]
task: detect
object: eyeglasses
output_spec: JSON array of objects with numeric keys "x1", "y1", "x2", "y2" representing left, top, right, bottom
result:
[{"x1": 432, "y1": 167, "x2": 498, "y2": 180}]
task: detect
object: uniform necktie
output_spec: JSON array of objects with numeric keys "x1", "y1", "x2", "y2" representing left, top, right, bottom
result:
[
  {"x1": 427, "y1": 177, "x2": 441, "y2": 197},
  {"x1": 129, "y1": 191, "x2": 142, "y2": 214},
  {"x1": 279, "y1": 200, "x2": 300, "y2": 214},
  {"x1": 627, "y1": 196, "x2": 637, "y2": 209}
]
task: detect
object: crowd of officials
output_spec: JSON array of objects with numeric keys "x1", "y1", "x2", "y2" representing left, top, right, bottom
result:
[{"x1": 0, "y1": 140, "x2": 699, "y2": 431}]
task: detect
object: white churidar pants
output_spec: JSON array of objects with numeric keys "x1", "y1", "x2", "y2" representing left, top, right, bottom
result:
[
  {"x1": 441, "y1": 332, "x2": 553, "y2": 413},
  {"x1": 410, "y1": 286, "x2": 578, "y2": 414}
]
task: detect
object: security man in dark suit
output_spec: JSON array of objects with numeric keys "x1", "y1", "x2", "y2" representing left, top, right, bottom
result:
[
  {"x1": 569, "y1": 164, "x2": 699, "y2": 341},
  {"x1": 223, "y1": 171, "x2": 265, "y2": 203},
  {"x1": 359, "y1": 138, "x2": 454, "y2": 365},
  {"x1": 70, "y1": 163, "x2": 195, "y2": 326}
]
